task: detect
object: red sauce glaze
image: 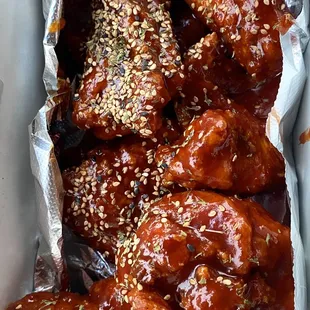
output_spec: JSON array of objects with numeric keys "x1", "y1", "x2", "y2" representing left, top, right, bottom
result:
[
  {"x1": 299, "y1": 127, "x2": 310, "y2": 144},
  {"x1": 175, "y1": 33, "x2": 281, "y2": 129},
  {"x1": 6, "y1": 292, "x2": 97, "y2": 310},
  {"x1": 62, "y1": 120, "x2": 182, "y2": 259},
  {"x1": 89, "y1": 278, "x2": 171, "y2": 309},
  {"x1": 72, "y1": 0, "x2": 184, "y2": 140},
  {"x1": 233, "y1": 74, "x2": 282, "y2": 121},
  {"x1": 156, "y1": 109, "x2": 284, "y2": 195},
  {"x1": 116, "y1": 191, "x2": 293, "y2": 309},
  {"x1": 13, "y1": 2, "x2": 295, "y2": 310},
  {"x1": 185, "y1": 0, "x2": 293, "y2": 78},
  {"x1": 6, "y1": 279, "x2": 171, "y2": 310}
]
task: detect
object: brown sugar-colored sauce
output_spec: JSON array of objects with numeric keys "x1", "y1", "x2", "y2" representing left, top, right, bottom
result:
[
  {"x1": 6, "y1": 0, "x2": 295, "y2": 309},
  {"x1": 299, "y1": 127, "x2": 310, "y2": 144}
]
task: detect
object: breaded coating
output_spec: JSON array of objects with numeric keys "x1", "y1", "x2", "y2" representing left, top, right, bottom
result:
[
  {"x1": 156, "y1": 109, "x2": 284, "y2": 194},
  {"x1": 62, "y1": 120, "x2": 181, "y2": 259},
  {"x1": 175, "y1": 33, "x2": 277, "y2": 128},
  {"x1": 89, "y1": 278, "x2": 171, "y2": 309},
  {"x1": 185, "y1": 0, "x2": 293, "y2": 77},
  {"x1": 116, "y1": 191, "x2": 293, "y2": 309},
  {"x1": 72, "y1": 0, "x2": 184, "y2": 140}
]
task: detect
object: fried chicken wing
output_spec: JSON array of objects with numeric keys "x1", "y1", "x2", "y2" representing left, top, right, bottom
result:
[
  {"x1": 157, "y1": 108, "x2": 284, "y2": 194},
  {"x1": 89, "y1": 278, "x2": 171, "y2": 309},
  {"x1": 6, "y1": 292, "x2": 97, "y2": 310},
  {"x1": 116, "y1": 191, "x2": 293, "y2": 309},
  {"x1": 185, "y1": 0, "x2": 293, "y2": 77},
  {"x1": 72, "y1": 0, "x2": 184, "y2": 140},
  {"x1": 62, "y1": 120, "x2": 181, "y2": 258},
  {"x1": 175, "y1": 33, "x2": 279, "y2": 128},
  {"x1": 178, "y1": 267, "x2": 276, "y2": 310}
]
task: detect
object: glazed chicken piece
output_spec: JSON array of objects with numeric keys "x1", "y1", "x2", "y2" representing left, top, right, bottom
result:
[
  {"x1": 6, "y1": 279, "x2": 171, "y2": 310},
  {"x1": 185, "y1": 0, "x2": 293, "y2": 78},
  {"x1": 178, "y1": 267, "x2": 276, "y2": 310},
  {"x1": 62, "y1": 120, "x2": 181, "y2": 259},
  {"x1": 156, "y1": 108, "x2": 284, "y2": 194},
  {"x1": 89, "y1": 278, "x2": 171, "y2": 309},
  {"x1": 72, "y1": 0, "x2": 184, "y2": 140},
  {"x1": 233, "y1": 74, "x2": 282, "y2": 121},
  {"x1": 6, "y1": 292, "x2": 97, "y2": 310},
  {"x1": 116, "y1": 191, "x2": 293, "y2": 309},
  {"x1": 175, "y1": 32, "x2": 279, "y2": 128}
]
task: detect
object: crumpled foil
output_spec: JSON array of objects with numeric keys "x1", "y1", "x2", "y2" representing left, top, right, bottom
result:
[{"x1": 30, "y1": 0, "x2": 309, "y2": 307}]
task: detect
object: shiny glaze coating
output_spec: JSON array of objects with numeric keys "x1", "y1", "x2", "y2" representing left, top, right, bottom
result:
[
  {"x1": 233, "y1": 74, "x2": 281, "y2": 121},
  {"x1": 156, "y1": 109, "x2": 284, "y2": 194},
  {"x1": 6, "y1": 279, "x2": 171, "y2": 310},
  {"x1": 62, "y1": 120, "x2": 181, "y2": 258},
  {"x1": 174, "y1": 32, "x2": 279, "y2": 129},
  {"x1": 185, "y1": 0, "x2": 293, "y2": 77},
  {"x1": 178, "y1": 267, "x2": 275, "y2": 309},
  {"x1": 6, "y1": 292, "x2": 97, "y2": 310},
  {"x1": 72, "y1": 0, "x2": 184, "y2": 140},
  {"x1": 89, "y1": 278, "x2": 171, "y2": 309},
  {"x1": 116, "y1": 191, "x2": 293, "y2": 309}
]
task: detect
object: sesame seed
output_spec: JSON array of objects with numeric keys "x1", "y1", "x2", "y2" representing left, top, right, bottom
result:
[
  {"x1": 217, "y1": 276, "x2": 223, "y2": 282},
  {"x1": 223, "y1": 279, "x2": 232, "y2": 286},
  {"x1": 208, "y1": 210, "x2": 217, "y2": 217},
  {"x1": 200, "y1": 225, "x2": 206, "y2": 232},
  {"x1": 218, "y1": 205, "x2": 226, "y2": 212},
  {"x1": 234, "y1": 234, "x2": 241, "y2": 241}
]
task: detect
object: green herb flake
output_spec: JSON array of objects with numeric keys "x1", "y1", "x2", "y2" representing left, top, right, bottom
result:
[
  {"x1": 39, "y1": 300, "x2": 57, "y2": 310},
  {"x1": 248, "y1": 257, "x2": 259, "y2": 265}
]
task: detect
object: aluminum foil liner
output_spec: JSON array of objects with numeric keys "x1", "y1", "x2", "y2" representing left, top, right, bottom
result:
[{"x1": 30, "y1": 0, "x2": 309, "y2": 307}]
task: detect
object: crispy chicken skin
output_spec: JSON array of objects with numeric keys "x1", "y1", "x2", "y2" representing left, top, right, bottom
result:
[
  {"x1": 72, "y1": 0, "x2": 184, "y2": 140},
  {"x1": 6, "y1": 292, "x2": 98, "y2": 310},
  {"x1": 185, "y1": 0, "x2": 293, "y2": 77},
  {"x1": 175, "y1": 33, "x2": 280, "y2": 128},
  {"x1": 116, "y1": 191, "x2": 293, "y2": 309},
  {"x1": 156, "y1": 109, "x2": 284, "y2": 194},
  {"x1": 62, "y1": 120, "x2": 180, "y2": 258}
]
